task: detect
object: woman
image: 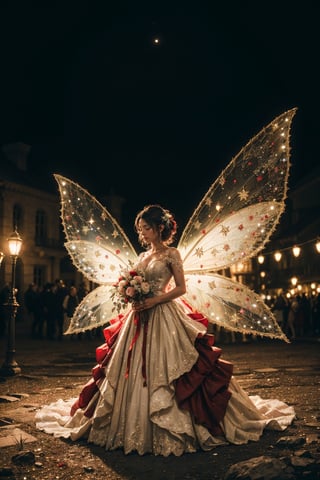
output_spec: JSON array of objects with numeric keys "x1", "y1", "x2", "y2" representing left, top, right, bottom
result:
[{"x1": 35, "y1": 204, "x2": 295, "y2": 456}]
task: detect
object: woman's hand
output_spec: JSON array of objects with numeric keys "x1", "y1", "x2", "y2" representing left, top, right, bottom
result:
[{"x1": 132, "y1": 297, "x2": 158, "y2": 312}]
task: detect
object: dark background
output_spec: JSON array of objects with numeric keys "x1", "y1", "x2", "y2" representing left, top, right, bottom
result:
[{"x1": 0, "y1": 1, "x2": 318, "y2": 232}]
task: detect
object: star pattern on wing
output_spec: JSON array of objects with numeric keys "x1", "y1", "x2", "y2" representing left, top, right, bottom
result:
[
  {"x1": 219, "y1": 176, "x2": 226, "y2": 186},
  {"x1": 195, "y1": 247, "x2": 204, "y2": 258},
  {"x1": 238, "y1": 187, "x2": 249, "y2": 201},
  {"x1": 220, "y1": 225, "x2": 230, "y2": 236}
]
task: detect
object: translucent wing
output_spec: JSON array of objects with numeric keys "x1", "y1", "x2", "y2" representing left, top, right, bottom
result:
[
  {"x1": 54, "y1": 174, "x2": 137, "y2": 333},
  {"x1": 183, "y1": 273, "x2": 288, "y2": 342},
  {"x1": 55, "y1": 174, "x2": 138, "y2": 284},
  {"x1": 64, "y1": 285, "x2": 129, "y2": 335},
  {"x1": 178, "y1": 108, "x2": 297, "y2": 273},
  {"x1": 178, "y1": 109, "x2": 297, "y2": 341}
]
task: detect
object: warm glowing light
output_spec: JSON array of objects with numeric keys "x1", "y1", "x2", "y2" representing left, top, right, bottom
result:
[
  {"x1": 7, "y1": 230, "x2": 23, "y2": 256},
  {"x1": 257, "y1": 255, "x2": 265, "y2": 264},
  {"x1": 292, "y1": 245, "x2": 301, "y2": 257},
  {"x1": 316, "y1": 240, "x2": 320, "y2": 253},
  {"x1": 260, "y1": 271, "x2": 266, "y2": 278},
  {"x1": 311, "y1": 283, "x2": 316, "y2": 290},
  {"x1": 291, "y1": 276, "x2": 298, "y2": 286},
  {"x1": 274, "y1": 251, "x2": 282, "y2": 262}
]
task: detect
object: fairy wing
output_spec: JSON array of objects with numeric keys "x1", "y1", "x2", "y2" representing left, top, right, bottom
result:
[
  {"x1": 178, "y1": 108, "x2": 297, "y2": 273},
  {"x1": 55, "y1": 174, "x2": 137, "y2": 284},
  {"x1": 178, "y1": 108, "x2": 297, "y2": 341},
  {"x1": 55, "y1": 174, "x2": 137, "y2": 332},
  {"x1": 64, "y1": 285, "x2": 129, "y2": 335},
  {"x1": 182, "y1": 273, "x2": 288, "y2": 342}
]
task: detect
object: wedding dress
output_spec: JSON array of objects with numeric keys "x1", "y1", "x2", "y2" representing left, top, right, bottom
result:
[{"x1": 35, "y1": 109, "x2": 297, "y2": 456}]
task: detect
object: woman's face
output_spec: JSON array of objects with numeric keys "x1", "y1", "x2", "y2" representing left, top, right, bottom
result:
[{"x1": 137, "y1": 218, "x2": 158, "y2": 245}]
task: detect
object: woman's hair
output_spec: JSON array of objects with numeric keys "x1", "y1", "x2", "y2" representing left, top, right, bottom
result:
[{"x1": 134, "y1": 204, "x2": 177, "y2": 247}]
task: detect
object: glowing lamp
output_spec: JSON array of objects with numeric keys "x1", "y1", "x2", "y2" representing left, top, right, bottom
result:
[
  {"x1": 8, "y1": 230, "x2": 23, "y2": 256},
  {"x1": 291, "y1": 276, "x2": 298, "y2": 287},
  {"x1": 274, "y1": 251, "x2": 282, "y2": 262},
  {"x1": 292, "y1": 245, "x2": 301, "y2": 257}
]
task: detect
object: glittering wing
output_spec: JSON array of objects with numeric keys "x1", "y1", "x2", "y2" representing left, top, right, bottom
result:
[
  {"x1": 54, "y1": 174, "x2": 138, "y2": 284},
  {"x1": 178, "y1": 109, "x2": 297, "y2": 341},
  {"x1": 65, "y1": 285, "x2": 129, "y2": 335},
  {"x1": 183, "y1": 273, "x2": 288, "y2": 342},
  {"x1": 178, "y1": 108, "x2": 297, "y2": 274}
]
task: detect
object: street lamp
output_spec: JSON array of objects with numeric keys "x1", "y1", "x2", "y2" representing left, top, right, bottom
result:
[{"x1": 0, "y1": 230, "x2": 23, "y2": 376}]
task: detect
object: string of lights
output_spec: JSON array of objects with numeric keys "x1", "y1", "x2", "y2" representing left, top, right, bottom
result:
[{"x1": 257, "y1": 237, "x2": 320, "y2": 264}]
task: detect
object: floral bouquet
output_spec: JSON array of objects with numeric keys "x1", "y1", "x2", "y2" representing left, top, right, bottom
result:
[{"x1": 111, "y1": 266, "x2": 153, "y2": 313}]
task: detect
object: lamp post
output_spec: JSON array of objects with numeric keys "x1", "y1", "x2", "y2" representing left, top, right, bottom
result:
[{"x1": 0, "y1": 230, "x2": 23, "y2": 376}]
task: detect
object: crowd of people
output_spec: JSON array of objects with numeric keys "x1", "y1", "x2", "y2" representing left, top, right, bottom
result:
[
  {"x1": 270, "y1": 291, "x2": 320, "y2": 340},
  {"x1": 0, "y1": 279, "x2": 91, "y2": 340},
  {"x1": 0, "y1": 279, "x2": 319, "y2": 343}
]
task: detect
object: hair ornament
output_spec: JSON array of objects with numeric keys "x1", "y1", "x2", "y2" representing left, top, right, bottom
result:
[{"x1": 161, "y1": 212, "x2": 172, "y2": 228}]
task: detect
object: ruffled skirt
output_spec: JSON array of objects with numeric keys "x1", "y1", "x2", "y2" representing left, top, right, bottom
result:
[{"x1": 35, "y1": 302, "x2": 295, "y2": 456}]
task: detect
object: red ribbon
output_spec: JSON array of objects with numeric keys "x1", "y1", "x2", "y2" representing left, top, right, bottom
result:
[{"x1": 126, "y1": 312, "x2": 148, "y2": 386}]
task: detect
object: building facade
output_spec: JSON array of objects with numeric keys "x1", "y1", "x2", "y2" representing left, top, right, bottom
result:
[{"x1": 0, "y1": 143, "x2": 78, "y2": 307}]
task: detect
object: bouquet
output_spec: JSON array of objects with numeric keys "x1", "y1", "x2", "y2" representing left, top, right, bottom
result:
[{"x1": 111, "y1": 266, "x2": 153, "y2": 313}]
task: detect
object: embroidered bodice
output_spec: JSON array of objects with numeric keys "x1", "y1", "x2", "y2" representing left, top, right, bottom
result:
[{"x1": 135, "y1": 247, "x2": 182, "y2": 296}]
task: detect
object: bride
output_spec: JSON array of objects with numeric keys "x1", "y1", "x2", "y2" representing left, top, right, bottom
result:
[{"x1": 35, "y1": 109, "x2": 297, "y2": 456}]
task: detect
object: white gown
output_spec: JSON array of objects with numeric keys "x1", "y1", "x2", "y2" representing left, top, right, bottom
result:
[{"x1": 35, "y1": 249, "x2": 295, "y2": 456}]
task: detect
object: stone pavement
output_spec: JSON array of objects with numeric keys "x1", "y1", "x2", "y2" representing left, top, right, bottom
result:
[{"x1": 0, "y1": 333, "x2": 320, "y2": 479}]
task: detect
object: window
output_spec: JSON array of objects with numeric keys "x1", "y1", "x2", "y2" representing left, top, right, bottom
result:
[{"x1": 35, "y1": 210, "x2": 47, "y2": 245}]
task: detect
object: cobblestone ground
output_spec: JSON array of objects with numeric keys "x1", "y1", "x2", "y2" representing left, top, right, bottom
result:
[{"x1": 0, "y1": 335, "x2": 319, "y2": 479}]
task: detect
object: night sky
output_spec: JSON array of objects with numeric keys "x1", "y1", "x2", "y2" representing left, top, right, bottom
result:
[{"x1": 0, "y1": 2, "x2": 319, "y2": 232}]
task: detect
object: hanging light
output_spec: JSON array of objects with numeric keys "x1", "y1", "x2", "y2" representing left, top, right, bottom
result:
[
  {"x1": 260, "y1": 271, "x2": 266, "y2": 278},
  {"x1": 274, "y1": 251, "x2": 282, "y2": 262},
  {"x1": 292, "y1": 245, "x2": 301, "y2": 257},
  {"x1": 257, "y1": 255, "x2": 265, "y2": 264},
  {"x1": 316, "y1": 239, "x2": 320, "y2": 254},
  {"x1": 291, "y1": 276, "x2": 298, "y2": 286}
]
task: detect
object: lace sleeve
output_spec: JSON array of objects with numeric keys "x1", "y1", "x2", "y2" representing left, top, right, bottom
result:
[{"x1": 166, "y1": 247, "x2": 184, "y2": 272}]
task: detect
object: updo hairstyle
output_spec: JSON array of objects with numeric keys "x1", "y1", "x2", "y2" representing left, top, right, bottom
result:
[{"x1": 134, "y1": 204, "x2": 177, "y2": 247}]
